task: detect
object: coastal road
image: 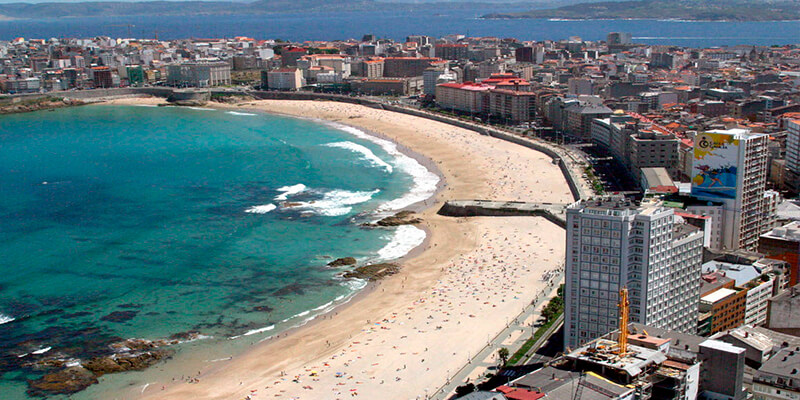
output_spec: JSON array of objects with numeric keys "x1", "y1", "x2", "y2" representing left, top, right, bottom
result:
[{"x1": 427, "y1": 268, "x2": 564, "y2": 400}]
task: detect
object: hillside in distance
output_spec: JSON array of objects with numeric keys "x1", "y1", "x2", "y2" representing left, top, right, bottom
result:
[
  {"x1": 0, "y1": 0, "x2": 616, "y2": 19},
  {"x1": 482, "y1": 0, "x2": 800, "y2": 21}
]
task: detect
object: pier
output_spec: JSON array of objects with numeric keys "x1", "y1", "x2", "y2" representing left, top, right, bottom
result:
[{"x1": 438, "y1": 200, "x2": 569, "y2": 228}]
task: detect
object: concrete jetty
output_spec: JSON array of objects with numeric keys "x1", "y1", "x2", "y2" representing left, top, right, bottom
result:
[{"x1": 438, "y1": 200, "x2": 569, "y2": 228}]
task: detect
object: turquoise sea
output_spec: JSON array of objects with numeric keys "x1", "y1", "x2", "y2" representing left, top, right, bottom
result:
[{"x1": 0, "y1": 105, "x2": 437, "y2": 399}]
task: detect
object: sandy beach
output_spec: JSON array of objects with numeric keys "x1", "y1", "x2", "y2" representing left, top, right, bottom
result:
[{"x1": 102, "y1": 97, "x2": 574, "y2": 400}]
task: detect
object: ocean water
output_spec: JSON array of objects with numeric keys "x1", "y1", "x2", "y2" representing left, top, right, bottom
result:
[
  {"x1": 0, "y1": 105, "x2": 437, "y2": 399},
  {"x1": 0, "y1": 10, "x2": 798, "y2": 47}
]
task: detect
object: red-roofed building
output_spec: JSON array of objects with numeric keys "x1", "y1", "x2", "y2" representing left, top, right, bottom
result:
[
  {"x1": 495, "y1": 386, "x2": 545, "y2": 400},
  {"x1": 436, "y1": 82, "x2": 493, "y2": 113},
  {"x1": 281, "y1": 47, "x2": 307, "y2": 67}
]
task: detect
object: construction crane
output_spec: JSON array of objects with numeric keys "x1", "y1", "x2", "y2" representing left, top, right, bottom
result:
[
  {"x1": 107, "y1": 24, "x2": 135, "y2": 37},
  {"x1": 617, "y1": 287, "x2": 630, "y2": 355}
]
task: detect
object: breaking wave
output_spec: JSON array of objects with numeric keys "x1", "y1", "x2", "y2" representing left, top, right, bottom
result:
[
  {"x1": 244, "y1": 204, "x2": 277, "y2": 214},
  {"x1": 324, "y1": 141, "x2": 393, "y2": 173}
]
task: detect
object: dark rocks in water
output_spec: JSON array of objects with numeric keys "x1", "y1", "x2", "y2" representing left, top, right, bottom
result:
[
  {"x1": 27, "y1": 366, "x2": 98, "y2": 397},
  {"x1": 100, "y1": 311, "x2": 138, "y2": 323},
  {"x1": 342, "y1": 263, "x2": 400, "y2": 281},
  {"x1": 273, "y1": 283, "x2": 306, "y2": 296},
  {"x1": 62, "y1": 311, "x2": 92, "y2": 319},
  {"x1": 251, "y1": 305, "x2": 274, "y2": 312},
  {"x1": 117, "y1": 303, "x2": 142, "y2": 309},
  {"x1": 327, "y1": 257, "x2": 357, "y2": 267},
  {"x1": 364, "y1": 211, "x2": 423, "y2": 227},
  {"x1": 83, "y1": 349, "x2": 173, "y2": 376},
  {"x1": 168, "y1": 331, "x2": 201, "y2": 341}
]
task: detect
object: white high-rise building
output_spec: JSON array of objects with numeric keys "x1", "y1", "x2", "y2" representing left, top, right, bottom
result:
[
  {"x1": 784, "y1": 119, "x2": 800, "y2": 191},
  {"x1": 691, "y1": 128, "x2": 769, "y2": 250},
  {"x1": 564, "y1": 197, "x2": 704, "y2": 350}
]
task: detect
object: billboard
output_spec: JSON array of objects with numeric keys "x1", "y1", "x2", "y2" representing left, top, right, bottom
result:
[{"x1": 691, "y1": 132, "x2": 739, "y2": 200}]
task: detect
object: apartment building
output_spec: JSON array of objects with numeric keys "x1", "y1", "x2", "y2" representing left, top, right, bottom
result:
[
  {"x1": 166, "y1": 61, "x2": 231, "y2": 87},
  {"x1": 691, "y1": 128, "x2": 769, "y2": 251},
  {"x1": 383, "y1": 57, "x2": 444, "y2": 77},
  {"x1": 564, "y1": 197, "x2": 704, "y2": 349}
]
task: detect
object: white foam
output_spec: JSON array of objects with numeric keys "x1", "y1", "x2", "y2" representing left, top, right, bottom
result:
[
  {"x1": 226, "y1": 111, "x2": 256, "y2": 116},
  {"x1": 341, "y1": 278, "x2": 368, "y2": 292},
  {"x1": 133, "y1": 104, "x2": 159, "y2": 108},
  {"x1": 377, "y1": 225, "x2": 426, "y2": 261},
  {"x1": 244, "y1": 204, "x2": 277, "y2": 214},
  {"x1": 186, "y1": 107, "x2": 216, "y2": 111},
  {"x1": 32, "y1": 347, "x2": 51, "y2": 355},
  {"x1": 295, "y1": 310, "x2": 310, "y2": 318},
  {"x1": 229, "y1": 325, "x2": 275, "y2": 339},
  {"x1": 328, "y1": 123, "x2": 439, "y2": 213},
  {"x1": 0, "y1": 314, "x2": 15, "y2": 325},
  {"x1": 291, "y1": 189, "x2": 379, "y2": 217},
  {"x1": 274, "y1": 184, "x2": 307, "y2": 201},
  {"x1": 324, "y1": 141, "x2": 393, "y2": 173},
  {"x1": 65, "y1": 359, "x2": 81, "y2": 367},
  {"x1": 312, "y1": 301, "x2": 334, "y2": 311}
]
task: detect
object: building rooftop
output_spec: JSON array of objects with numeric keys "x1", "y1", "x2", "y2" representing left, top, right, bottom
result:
[
  {"x1": 713, "y1": 326, "x2": 774, "y2": 353},
  {"x1": 702, "y1": 260, "x2": 761, "y2": 287},
  {"x1": 629, "y1": 323, "x2": 706, "y2": 355},
  {"x1": 762, "y1": 221, "x2": 800, "y2": 241},
  {"x1": 511, "y1": 367, "x2": 632, "y2": 400},
  {"x1": 756, "y1": 347, "x2": 800, "y2": 384},
  {"x1": 700, "y1": 338, "x2": 746, "y2": 354},
  {"x1": 566, "y1": 339, "x2": 668, "y2": 377},
  {"x1": 701, "y1": 287, "x2": 738, "y2": 304}
]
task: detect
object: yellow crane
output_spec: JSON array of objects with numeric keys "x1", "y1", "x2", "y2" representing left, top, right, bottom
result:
[{"x1": 617, "y1": 287, "x2": 629, "y2": 355}]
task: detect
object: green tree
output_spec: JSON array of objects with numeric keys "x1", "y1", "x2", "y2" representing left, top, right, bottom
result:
[{"x1": 498, "y1": 347, "x2": 510, "y2": 366}]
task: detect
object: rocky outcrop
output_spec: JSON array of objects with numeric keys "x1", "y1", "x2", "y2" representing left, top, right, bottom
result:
[
  {"x1": 342, "y1": 263, "x2": 400, "y2": 281},
  {"x1": 327, "y1": 257, "x2": 357, "y2": 267},
  {"x1": 211, "y1": 94, "x2": 256, "y2": 104},
  {"x1": 0, "y1": 97, "x2": 84, "y2": 115},
  {"x1": 167, "y1": 89, "x2": 210, "y2": 106},
  {"x1": 364, "y1": 211, "x2": 422, "y2": 227},
  {"x1": 83, "y1": 349, "x2": 173, "y2": 376},
  {"x1": 26, "y1": 334, "x2": 197, "y2": 397},
  {"x1": 27, "y1": 366, "x2": 98, "y2": 397}
]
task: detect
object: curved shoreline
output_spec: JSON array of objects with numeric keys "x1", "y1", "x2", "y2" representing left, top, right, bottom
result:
[{"x1": 93, "y1": 96, "x2": 574, "y2": 400}]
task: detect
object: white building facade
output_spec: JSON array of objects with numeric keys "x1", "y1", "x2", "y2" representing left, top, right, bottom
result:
[{"x1": 564, "y1": 197, "x2": 704, "y2": 349}]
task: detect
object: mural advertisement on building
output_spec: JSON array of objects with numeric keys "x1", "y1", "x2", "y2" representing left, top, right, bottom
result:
[{"x1": 692, "y1": 132, "x2": 738, "y2": 200}]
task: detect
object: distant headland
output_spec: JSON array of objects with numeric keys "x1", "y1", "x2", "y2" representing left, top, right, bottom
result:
[{"x1": 482, "y1": 0, "x2": 800, "y2": 22}]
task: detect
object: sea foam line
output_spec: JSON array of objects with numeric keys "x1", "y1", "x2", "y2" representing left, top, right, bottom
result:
[
  {"x1": 229, "y1": 325, "x2": 275, "y2": 339},
  {"x1": 324, "y1": 141, "x2": 393, "y2": 173},
  {"x1": 327, "y1": 123, "x2": 439, "y2": 213},
  {"x1": 226, "y1": 111, "x2": 256, "y2": 116},
  {"x1": 244, "y1": 204, "x2": 277, "y2": 214}
]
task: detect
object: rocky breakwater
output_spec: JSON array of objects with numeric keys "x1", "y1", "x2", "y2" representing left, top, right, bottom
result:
[
  {"x1": 0, "y1": 97, "x2": 84, "y2": 115},
  {"x1": 26, "y1": 333, "x2": 201, "y2": 397}
]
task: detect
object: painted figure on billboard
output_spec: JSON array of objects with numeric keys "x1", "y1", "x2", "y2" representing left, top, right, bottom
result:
[{"x1": 692, "y1": 132, "x2": 739, "y2": 200}]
